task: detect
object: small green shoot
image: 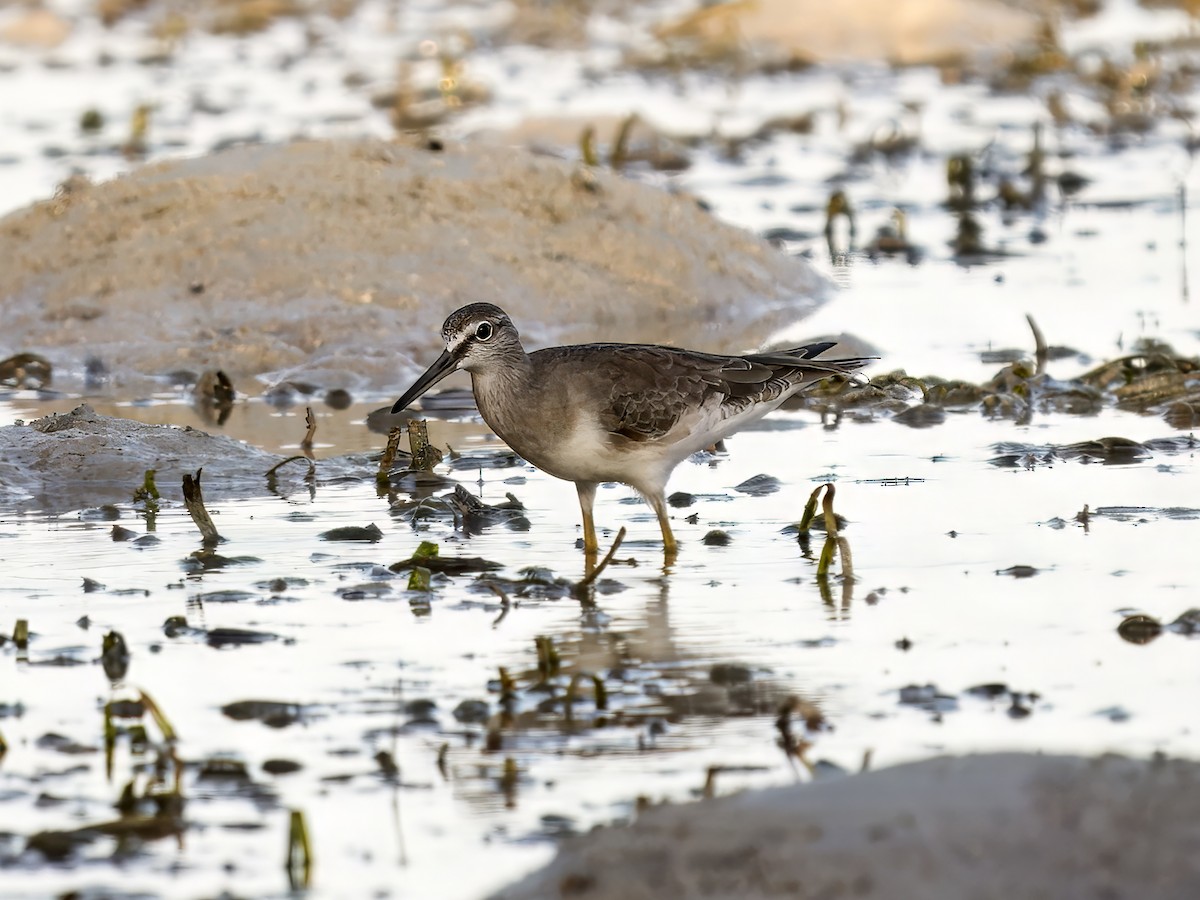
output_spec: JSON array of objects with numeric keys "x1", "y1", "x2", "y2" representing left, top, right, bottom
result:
[
  {"x1": 580, "y1": 125, "x2": 599, "y2": 167},
  {"x1": 413, "y1": 541, "x2": 439, "y2": 562},
  {"x1": 407, "y1": 566, "x2": 432, "y2": 592},
  {"x1": 134, "y1": 469, "x2": 160, "y2": 530},
  {"x1": 796, "y1": 488, "x2": 821, "y2": 536},
  {"x1": 798, "y1": 484, "x2": 856, "y2": 583},
  {"x1": 610, "y1": 113, "x2": 638, "y2": 170},
  {"x1": 135, "y1": 469, "x2": 160, "y2": 501},
  {"x1": 285, "y1": 809, "x2": 313, "y2": 890},
  {"x1": 104, "y1": 701, "x2": 117, "y2": 780}
]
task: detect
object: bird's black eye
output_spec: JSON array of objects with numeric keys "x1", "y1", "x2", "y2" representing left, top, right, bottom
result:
[{"x1": 475, "y1": 321, "x2": 494, "y2": 341}]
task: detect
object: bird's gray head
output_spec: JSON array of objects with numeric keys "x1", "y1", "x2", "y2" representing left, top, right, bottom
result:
[
  {"x1": 391, "y1": 303, "x2": 521, "y2": 414},
  {"x1": 440, "y1": 302, "x2": 520, "y2": 371}
]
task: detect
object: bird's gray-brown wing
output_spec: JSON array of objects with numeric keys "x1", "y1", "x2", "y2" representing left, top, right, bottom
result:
[{"x1": 541, "y1": 343, "x2": 869, "y2": 445}]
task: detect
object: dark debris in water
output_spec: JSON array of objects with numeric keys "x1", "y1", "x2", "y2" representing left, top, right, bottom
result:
[
  {"x1": 318, "y1": 523, "x2": 384, "y2": 542},
  {"x1": 891, "y1": 404, "x2": 946, "y2": 429},
  {"x1": 1117, "y1": 610, "x2": 1200, "y2": 645},
  {"x1": 163, "y1": 616, "x2": 282, "y2": 648},
  {"x1": 831, "y1": 346, "x2": 1200, "y2": 434},
  {"x1": 1091, "y1": 506, "x2": 1200, "y2": 523},
  {"x1": 255, "y1": 576, "x2": 311, "y2": 592},
  {"x1": 192, "y1": 589, "x2": 256, "y2": 604},
  {"x1": 900, "y1": 681, "x2": 1043, "y2": 722},
  {"x1": 337, "y1": 582, "x2": 396, "y2": 601},
  {"x1": 180, "y1": 551, "x2": 262, "y2": 573},
  {"x1": 898, "y1": 683, "x2": 959, "y2": 714},
  {"x1": 205, "y1": 628, "x2": 282, "y2": 648},
  {"x1": 996, "y1": 565, "x2": 1039, "y2": 578},
  {"x1": 451, "y1": 485, "x2": 531, "y2": 533},
  {"x1": 389, "y1": 554, "x2": 502, "y2": 576},
  {"x1": 989, "y1": 435, "x2": 1195, "y2": 468},
  {"x1": 1117, "y1": 614, "x2": 1163, "y2": 645},
  {"x1": 221, "y1": 700, "x2": 306, "y2": 728},
  {"x1": 734, "y1": 473, "x2": 781, "y2": 496}
]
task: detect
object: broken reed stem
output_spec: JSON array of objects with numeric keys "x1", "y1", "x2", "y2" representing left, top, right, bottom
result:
[
  {"x1": 135, "y1": 469, "x2": 160, "y2": 531},
  {"x1": 564, "y1": 670, "x2": 608, "y2": 730},
  {"x1": 814, "y1": 483, "x2": 854, "y2": 581},
  {"x1": 377, "y1": 426, "x2": 403, "y2": 486},
  {"x1": 860, "y1": 748, "x2": 874, "y2": 773},
  {"x1": 181, "y1": 468, "x2": 222, "y2": 547},
  {"x1": 266, "y1": 456, "x2": 316, "y2": 478},
  {"x1": 488, "y1": 582, "x2": 512, "y2": 628},
  {"x1": 837, "y1": 535, "x2": 855, "y2": 581},
  {"x1": 300, "y1": 406, "x2": 316, "y2": 454},
  {"x1": 703, "y1": 765, "x2": 721, "y2": 800},
  {"x1": 797, "y1": 485, "x2": 823, "y2": 535},
  {"x1": 535, "y1": 635, "x2": 560, "y2": 682},
  {"x1": 1026, "y1": 313, "x2": 1048, "y2": 375},
  {"x1": 610, "y1": 113, "x2": 638, "y2": 170},
  {"x1": 816, "y1": 534, "x2": 837, "y2": 577},
  {"x1": 820, "y1": 483, "x2": 839, "y2": 536},
  {"x1": 577, "y1": 526, "x2": 627, "y2": 590},
  {"x1": 580, "y1": 124, "x2": 599, "y2": 167},
  {"x1": 138, "y1": 689, "x2": 178, "y2": 742},
  {"x1": 407, "y1": 419, "x2": 442, "y2": 471},
  {"x1": 815, "y1": 483, "x2": 838, "y2": 577}
]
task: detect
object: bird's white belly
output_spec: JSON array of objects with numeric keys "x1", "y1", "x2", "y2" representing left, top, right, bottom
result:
[{"x1": 529, "y1": 411, "x2": 672, "y2": 490}]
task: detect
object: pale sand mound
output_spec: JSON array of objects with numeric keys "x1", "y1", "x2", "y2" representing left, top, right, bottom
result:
[
  {"x1": 0, "y1": 137, "x2": 828, "y2": 394},
  {"x1": 494, "y1": 753, "x2": 1200, "y2": 900},
  {"x1": 655, "y1": 0, "x2": 1037, "y2": 67}
]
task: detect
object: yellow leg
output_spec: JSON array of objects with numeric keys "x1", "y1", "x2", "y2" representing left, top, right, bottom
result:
[
  {"x1": 576, "y1": 482, "x2": 599, "y2": 556},
  {"x1": 649, "y1": 493, "x2": 678, "y2": 562}
]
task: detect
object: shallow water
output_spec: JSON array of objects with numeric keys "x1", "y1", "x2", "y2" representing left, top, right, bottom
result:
[
  {"x1": 3, "y1": 0, "x2": 1200, "y2": 897},
  {"x1": 2, "y1": 405, "x2": 1197, "y2": 897}
]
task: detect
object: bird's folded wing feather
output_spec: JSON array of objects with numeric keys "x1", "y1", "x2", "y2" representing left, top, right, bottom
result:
[{"x1": 554, "y1": 344, "x2": 866, "y2": 444}]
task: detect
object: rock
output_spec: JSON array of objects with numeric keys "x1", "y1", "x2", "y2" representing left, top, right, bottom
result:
[
  {"x1": 0, "y1": 404, "x2": 303, "y2": 511},
  {"x1": 493, "y1": 753, "x2": 1200, "y2": 899},
  {"x1": 0, "y1": 138, "x2": 829, "y2": 393}
]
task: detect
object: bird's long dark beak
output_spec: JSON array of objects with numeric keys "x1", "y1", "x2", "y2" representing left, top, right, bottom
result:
[{"x1": 391, "y1": 349, "x2": 459, "y2": 414}]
